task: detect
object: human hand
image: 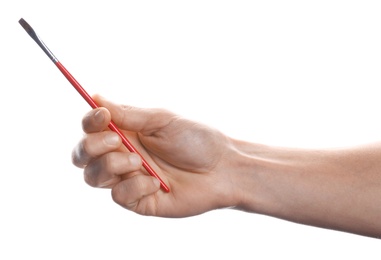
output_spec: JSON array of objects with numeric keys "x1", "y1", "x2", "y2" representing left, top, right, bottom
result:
[{"x1": 72, "y1": 95, "x2": 239, "y2": 217}]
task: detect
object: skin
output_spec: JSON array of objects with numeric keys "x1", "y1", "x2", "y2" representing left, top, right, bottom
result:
[{"x1": 72, "y1": 95, "x2": 381, "y2": 238}]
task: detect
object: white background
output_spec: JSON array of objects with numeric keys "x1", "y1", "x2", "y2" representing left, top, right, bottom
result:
[{"x1": 1, "y1": 1, "x2": 380, "y2": 259}]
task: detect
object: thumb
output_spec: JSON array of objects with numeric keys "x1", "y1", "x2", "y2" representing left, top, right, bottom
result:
[{"x1": 93, "y1": 94, "x2": 176, "y2": 135}]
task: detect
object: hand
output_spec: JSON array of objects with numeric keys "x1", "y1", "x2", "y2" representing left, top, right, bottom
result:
[{"x1": 72, "y1": 95, "x2": 238, "y2": 217}]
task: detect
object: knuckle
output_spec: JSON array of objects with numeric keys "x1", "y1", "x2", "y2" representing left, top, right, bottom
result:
[
  {"x1": 71, "y1": 141, "x2": 91, "y2": 168},
  {"x1": 83, "y1": 155, "x2": 120, "y2": 188},
  {"x1": 83, "y1": 163, "x2": 100, "y2": 187},
  {"x1": 83, "y1": 156, "x2": 107, "y2": 187},
  {"x1": 81, "y1": 136, "x2": 101, "y2": 159},
  {"x1": 71, "y1": 146, "x2": 82, "y2": 167}
]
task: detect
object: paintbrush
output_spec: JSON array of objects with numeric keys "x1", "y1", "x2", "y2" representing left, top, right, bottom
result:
[{"x1": 19, "y1": 18, "x2": 170, "y2": 193}]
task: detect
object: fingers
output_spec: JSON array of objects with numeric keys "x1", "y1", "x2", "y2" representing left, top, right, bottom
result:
[
  {"x1": 72, "y1": 131, "x2": 122, "y2": 168},
  {"x1": 73, "y1": 96, "x2": 169, "y2": 209},
  {"x1": 112, "y1": 175, "x2": 161, "y2": 214},
  {"x1": 93, "y1": 94, "x2": 177, "y2": 135},
  {"x1": 84, "y1": 152, "x2": 142, "y2": 188}
]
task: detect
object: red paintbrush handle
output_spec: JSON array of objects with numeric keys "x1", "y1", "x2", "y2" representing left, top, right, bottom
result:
[
  {"x1": 55, "y1": 61, "x2": 170, "y2": 192},
  {"x1": 18, "y1": 18, "x2": 169, "y2": 192}
]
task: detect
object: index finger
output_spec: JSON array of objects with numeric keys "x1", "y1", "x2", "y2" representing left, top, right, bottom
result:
[{"x1": 93, "y1": 94, "x2": 177, "y2": 135}]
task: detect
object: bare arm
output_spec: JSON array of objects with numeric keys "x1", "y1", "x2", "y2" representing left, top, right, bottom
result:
[{"x1": 232, "y1": 141, "x2": 381, "y2": 238}]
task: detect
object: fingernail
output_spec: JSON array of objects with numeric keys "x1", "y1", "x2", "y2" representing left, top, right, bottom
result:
[
  {"x1": 94, "y1": 109, "x2": 104, "y2": 124},
  {"x1": 104, "y1": 132, "x2": 120, "y2": 145}
]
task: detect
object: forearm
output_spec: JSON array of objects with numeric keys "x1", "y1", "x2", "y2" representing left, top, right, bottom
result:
[{"x1": 230, "y1": 140, "x2": 381, "y2": 238}]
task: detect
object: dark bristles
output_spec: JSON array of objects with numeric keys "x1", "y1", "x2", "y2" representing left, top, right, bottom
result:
[{"x1": 19, "y1": 18, "x2": 36, "y2": 38}]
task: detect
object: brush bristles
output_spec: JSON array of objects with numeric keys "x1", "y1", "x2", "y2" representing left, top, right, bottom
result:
[{"x1": 19, "y1": 18, "x2": 36, "y2": 38}]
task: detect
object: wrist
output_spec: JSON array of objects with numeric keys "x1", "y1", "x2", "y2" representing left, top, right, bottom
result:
[
  {"x1": 212, "y1": 137, "x2": 288, "y2": 216},
  {"x1": 226, "y1": 139, "x2": 279, "y2": 215}
]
